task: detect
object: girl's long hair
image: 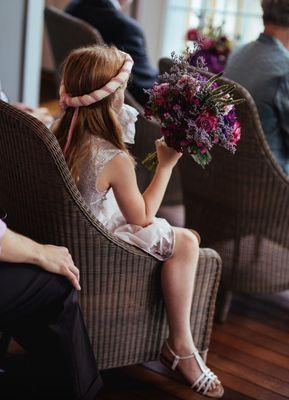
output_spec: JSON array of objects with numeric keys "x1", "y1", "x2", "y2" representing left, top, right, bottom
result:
[{"x1": 54, "y1": 45, "x2": 130, "y2": 182}]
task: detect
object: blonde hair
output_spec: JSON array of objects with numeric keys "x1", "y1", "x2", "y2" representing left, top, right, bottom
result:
[{"x1": 54, "y1": 45, "x2": 131, "y2": 182}]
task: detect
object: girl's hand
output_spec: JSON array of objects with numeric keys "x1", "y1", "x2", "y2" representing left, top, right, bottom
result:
[
  {"x1": 155, "y1": 139, "x2": 182, "y2": 169},
  {"x1": 37, "y1": 244, "x2": 81, "y2": 291}
]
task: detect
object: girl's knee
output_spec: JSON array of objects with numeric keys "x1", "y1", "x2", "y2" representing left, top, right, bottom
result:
[{"x1": 176, "y1": 228, "x2": 199, "y2": 253}]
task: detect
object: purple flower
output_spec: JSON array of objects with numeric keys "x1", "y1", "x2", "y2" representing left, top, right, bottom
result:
[
  {"x1": 190, "y1": 51, "x2": 227, "y2": 74},
  {"x1": 224, "y1": 109, "x2": 237, "y2": 125}
]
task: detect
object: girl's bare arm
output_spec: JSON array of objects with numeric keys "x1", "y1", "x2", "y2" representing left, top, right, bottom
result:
[{"x1": 101, "y1": 140, "x2": 181, "y2": 227}]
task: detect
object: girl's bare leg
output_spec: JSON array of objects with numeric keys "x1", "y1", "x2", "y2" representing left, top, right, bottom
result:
[{"x1": 161, "y1": 227, "x2": 219, "y2": 389}]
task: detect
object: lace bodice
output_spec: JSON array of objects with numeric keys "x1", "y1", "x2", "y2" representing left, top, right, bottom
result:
[{"x1": 77, "y1": 137, "x2": 125, "y2": 228}]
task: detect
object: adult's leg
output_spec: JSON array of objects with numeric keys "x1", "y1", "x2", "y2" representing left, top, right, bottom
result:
[{"x1": 0, "y1": 262, "x2": 102, "y2": 399}]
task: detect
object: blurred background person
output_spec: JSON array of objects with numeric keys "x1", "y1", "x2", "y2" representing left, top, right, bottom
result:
[
  {"x1": 225, "y1": 0, "x2": 289, "y2": 174},
  {"x1": 65, "y1": 0, "x2": 158, "y2": 105}
]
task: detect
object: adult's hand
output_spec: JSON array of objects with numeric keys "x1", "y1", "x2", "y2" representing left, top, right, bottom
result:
[
  {"x1": 38, "y1": 245, "x2": 81, "y2": 291},
  {"x1": 0, "y1": 228, "x2": 81, "y2": 291}
]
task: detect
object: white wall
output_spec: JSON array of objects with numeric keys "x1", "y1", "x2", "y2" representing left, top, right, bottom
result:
[
  {"x1": 22, "y1": 0, "x2": 45, "y2": 107},
  {"x1": 0, "y1": 0, "x2": 44, "y2": 106},
  {"x1": 136, "y1": 0, "x2": 168, "y2": 67},
  {"x1": 0, "y1": 0, "x2": 27, "y2": 102}
]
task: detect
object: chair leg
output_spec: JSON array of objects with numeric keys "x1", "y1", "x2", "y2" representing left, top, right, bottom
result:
[{"x1": 216, "y1": 291, "x2": 233, "y2": 323}]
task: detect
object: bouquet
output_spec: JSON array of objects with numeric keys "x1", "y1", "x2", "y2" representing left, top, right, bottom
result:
[
  {"x1": 186, "y1": 26, "x2": 231, "y2": 74},
  {"x1": 143, "y1": 52, "x2": 243, "y2": 171}
]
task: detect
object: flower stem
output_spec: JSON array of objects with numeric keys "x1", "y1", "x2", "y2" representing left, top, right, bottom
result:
[{"x1": 142, "y1": 151, "x2": 158, "y2": 172}]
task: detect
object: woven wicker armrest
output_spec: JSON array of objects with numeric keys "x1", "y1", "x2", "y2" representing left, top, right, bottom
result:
[{"x1": 81, "y1": 237, "x2": 221, "y2": 369}]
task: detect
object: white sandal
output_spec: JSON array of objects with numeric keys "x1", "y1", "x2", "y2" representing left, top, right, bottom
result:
[{"x1": 160, "y1": 340, "x2": 224, "y2": 398}]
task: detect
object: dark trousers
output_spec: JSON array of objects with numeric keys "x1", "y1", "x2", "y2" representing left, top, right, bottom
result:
[{"x1": 0, "y1": 262, "x2": 102, "y2": 399}]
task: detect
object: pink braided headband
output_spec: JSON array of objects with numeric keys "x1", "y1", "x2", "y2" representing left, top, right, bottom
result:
[{"x1": 59, "y1": 52, "x2": 134, "y2": 155}]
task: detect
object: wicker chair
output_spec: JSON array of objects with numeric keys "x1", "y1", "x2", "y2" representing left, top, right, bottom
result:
[
  {"x1": 159, "y1": 57, "x2": 289, "y2": 322},
  {"x1": 44, "y1": 6, "x2": 183, "y2": 207},
  {"x1": 44, "y1": 5, "x2": 104, "y2": 82},
  {"x1": 0, "y1": 100, "x2": 221, "y2": 367}
]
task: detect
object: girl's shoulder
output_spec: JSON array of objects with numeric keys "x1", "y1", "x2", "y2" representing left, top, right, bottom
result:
[
  {"x1": 90, "y1": 135, "x2": 128, "y2": 169},
  {"x1": 91, "y1": 135, "x2": 124, "y2": 155}
]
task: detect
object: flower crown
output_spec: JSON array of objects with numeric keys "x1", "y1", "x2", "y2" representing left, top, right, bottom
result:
[
  {"x1": 59, "y1": 52, "x2": 133, "y2": 110},
  {"x1": 59, "y1": 52, "x2": 134, "y2": 156}
]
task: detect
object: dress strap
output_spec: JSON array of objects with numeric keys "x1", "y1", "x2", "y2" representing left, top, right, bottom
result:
[{"x1": 92, "y1": 137, "x2": 124, "y2": 179}]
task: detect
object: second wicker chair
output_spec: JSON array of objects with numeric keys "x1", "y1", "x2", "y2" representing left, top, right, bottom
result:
[{"x1": 159, "y1": 57, "x2": 289, "y2": 322}]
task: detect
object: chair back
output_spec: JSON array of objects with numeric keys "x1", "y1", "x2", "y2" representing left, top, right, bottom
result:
[
  {"x1": 44, "y1": 6, "x2": 104, "y2": 80},
  {"x1": 158, "y1": 58, "x2": 289, "y2": 292}
]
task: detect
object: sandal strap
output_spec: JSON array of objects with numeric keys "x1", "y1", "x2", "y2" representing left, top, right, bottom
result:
[
  {"x1": 191, "y1": 369, "x2": 218, "y2": 395},
  {"x1": 165, "y1": 340, "x2": 196, "y2": 370},
  {"x1": 192, "y1": 349, "x2": 218, "y2": 395},
  {"x1": 163, "y1": 340, "x2": 219, "y2": 396},
  {"x1": 194, "y1": 349, "x2": 208, "y2": 373}
]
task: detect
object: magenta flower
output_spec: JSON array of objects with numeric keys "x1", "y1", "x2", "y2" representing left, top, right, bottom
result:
[
  {"x1": 232, "y1": 122, "x2": 241, "y2": 144},
  {"x1": 155, "y1": 96, "x2": 165, "y2": 106},
  {"x1": 201, "y1": 37, "x2": 215, "y2": 50},
  {"x1": 196, "y1": 112, "x2": 218, "y2": 132},
  {"x1": 178, "y1": 75, "x2": 201, "y2": 93},
  {"x1": 186, "y1": 28, "x2": 200, "y2": 41},
  {"x1": 153, "y1": 82, "x2": 169, "y2": 95},
  {"x1": 192, "y1": 99, "x2": 201, "y2": 107}
]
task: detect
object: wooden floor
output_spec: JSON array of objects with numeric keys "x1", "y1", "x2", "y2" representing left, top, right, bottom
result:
[
  {"x1": 2, "y1": 293, "x2": 289, "y2": 399},
  {"x1": 97, "y1": 293, "x2": 289, "y2": 400}
]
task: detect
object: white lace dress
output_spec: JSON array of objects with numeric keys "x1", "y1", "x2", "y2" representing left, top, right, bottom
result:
[{"x1": 77, "y1": 115, "x2": 175, "y2": 261}]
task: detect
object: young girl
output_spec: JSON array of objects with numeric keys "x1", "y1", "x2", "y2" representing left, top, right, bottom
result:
[{"x1": 54, "y1": 45, "x2": 224, "y2": 398}]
